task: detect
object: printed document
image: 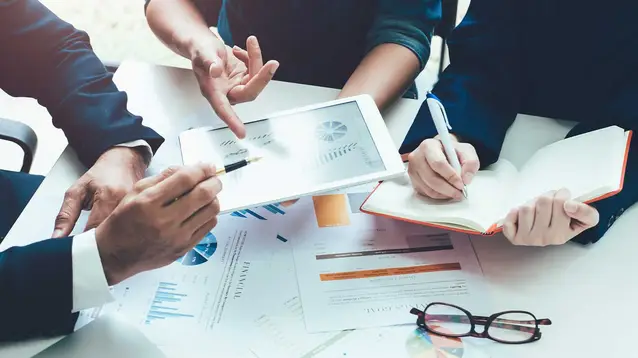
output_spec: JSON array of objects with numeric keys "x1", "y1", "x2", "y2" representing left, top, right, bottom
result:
[{"x1": 284, "y1": 189, "x2": 488, "y2": 332}]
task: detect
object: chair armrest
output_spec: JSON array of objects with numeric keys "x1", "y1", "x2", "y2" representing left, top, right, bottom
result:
[{"x1": 0, "y1": 117, "x2": 38, "y2": 173}]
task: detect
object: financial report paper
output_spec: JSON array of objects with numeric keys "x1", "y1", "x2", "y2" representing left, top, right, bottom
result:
[
  {"x1": 74, "y1": 183, "x2": 490, "y2": 357},
  {"x1": 284, "y1": 188, "x2": 488, "y2": 332}
]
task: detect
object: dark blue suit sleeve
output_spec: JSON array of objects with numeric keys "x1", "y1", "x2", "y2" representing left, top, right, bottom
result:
[
  {"x1": 400, "y1": 0, "x2": 521, "y2": 168},
  {"x1": 0, "y1": 238, "x2": 77, "y2": 341},
  {"x1": 569, "y1": 123, "x2": 638, "y2": 244},
  {"x1": 0, "y1": 0, "x2": 164, "y2": 168},
  {"x1": 366, "y1": 0, "x2": 441, "y2": 71}
]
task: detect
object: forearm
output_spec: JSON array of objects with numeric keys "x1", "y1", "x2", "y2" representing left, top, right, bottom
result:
[
  {"x1": 0, "y1": 239, "x2": 77, "y2": 341},
  {"x1": 145, "y1": 0, "x2": 219, "y2": 60},
  {"x1": 0, "y1": 0, "x2": 164, "y2": 167},
  {"x1": 338, "y1": 43, "x2": 420, "y2": 109}
]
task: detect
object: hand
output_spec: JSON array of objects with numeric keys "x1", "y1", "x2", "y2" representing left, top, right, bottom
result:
[
  {"x1": 191, "y1": 35, "x2": 279, "y2": 138},
  {"x1": 52, "y1": 147, "x2": 147, "y2": 238},
  {"x1": 407, "y1": 136, "x2": 480, "y2": 200},
  {"x1": 502, "y1": 188, "x2": 600, "y2": 246},
  {"x1": 95, "y1": 163, "x2": 222, "y2": 285}
]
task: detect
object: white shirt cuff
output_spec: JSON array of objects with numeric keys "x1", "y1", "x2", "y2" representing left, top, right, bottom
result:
[
  {"x1": 71, "y1": 229, "x2": 114, "y2": 313},
  {"x1": 115, "y1": 140, "x2": 153, "y2": 164}
]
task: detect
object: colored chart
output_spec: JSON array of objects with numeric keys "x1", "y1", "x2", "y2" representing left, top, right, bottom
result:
[
  {"x1": 311, "y1": 194, "x2": 353, "y2": 228},
  {"x1": 405, "y1": 328, "x2": 464, "y2": 358},
  {"x1": 230, "y1": 203, "x2": 288, "y2": 220},
  {"x1": 316, "y1": 121, "x2": 348, "y2": 142},
  {"x1": 145, "y1": 282, "x2": 195, "y2": 325},
  {"x1": 177, "y1": 232, "x2": 217, "y2": 266}
]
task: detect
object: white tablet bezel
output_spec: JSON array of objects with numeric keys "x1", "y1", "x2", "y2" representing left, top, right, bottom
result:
[{"x1": 178, "y1": 94, "x2": 404, "y2": 214}]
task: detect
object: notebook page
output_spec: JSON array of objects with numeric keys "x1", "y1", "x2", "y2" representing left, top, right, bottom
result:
[
  {"x1": 512, "y1": 126, "x2": 626, "y2": 207},
  {"x1": 363, "y1": 160, "x2": 518, "y2": 231}
]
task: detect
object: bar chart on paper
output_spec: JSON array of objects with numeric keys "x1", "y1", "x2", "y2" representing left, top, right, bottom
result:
[
  {"x1": 229, "y1": 201, "x2": 299, "y2": 220},
  {"x1": 145, "y1": 282, "x2": 199, "y2": 326}
]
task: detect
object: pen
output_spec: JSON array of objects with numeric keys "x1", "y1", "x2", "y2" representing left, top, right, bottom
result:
[
  {"x1": 425, "y1": 92, "x2": 468, "y2": 198},
  {"x1": 216, "y1": 156, "x2": 262, "y2": 175}
]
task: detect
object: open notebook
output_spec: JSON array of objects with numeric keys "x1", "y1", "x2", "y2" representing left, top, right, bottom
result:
[{"x1": 360, "y1": 126, "x2": 633, "y2": 235}]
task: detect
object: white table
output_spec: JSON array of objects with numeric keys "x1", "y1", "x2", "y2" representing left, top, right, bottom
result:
[{"x1": 1, "y1": 61, "x2": 636, "y2": 357}]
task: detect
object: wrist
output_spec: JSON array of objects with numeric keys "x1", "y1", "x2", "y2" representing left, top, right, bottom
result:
[
  {"x1": 95, "y1": 225, "x2": 131, "y2": 286},
  {"x1": 186, "y1": 33, "x2": 223, "y2": 61},
  {"x1": 100, "y1": 146, "x2": 147, "y2": 178}
]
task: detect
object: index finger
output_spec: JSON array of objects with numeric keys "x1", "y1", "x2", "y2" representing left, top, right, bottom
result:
[
  {"x1": 424, "y1": 142, "x2": 464, "y2": 190},
  {"x1": 144, "y1": 163, "x2": 217, "y2": 204},
  {"x1": 208, "y1": 89, "x2": 246, "y2": 138}
]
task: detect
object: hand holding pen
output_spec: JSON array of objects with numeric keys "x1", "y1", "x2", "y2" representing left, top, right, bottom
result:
[{"x1": 407, "y1": 93, "x2": 480, "y2": 200}]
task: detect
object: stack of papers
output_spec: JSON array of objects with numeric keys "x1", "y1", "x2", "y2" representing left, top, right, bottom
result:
[{"x1": 76, "y1": 183, "x2": 491, "y2": 357}]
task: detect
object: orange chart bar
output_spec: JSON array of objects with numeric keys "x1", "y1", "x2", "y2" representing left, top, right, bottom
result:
[
  {"x1": 312, "y1": 194, "x2": 351, "y2": 227},
  {"x1": 319, "y1": 263, "x2": 462, "y2": 281}
]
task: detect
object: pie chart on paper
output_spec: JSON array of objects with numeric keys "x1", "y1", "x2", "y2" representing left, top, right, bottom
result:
[
  {"x1": 405, "y1": 327, "x2": 464, "y2": 358},
  {"x1": 176, "y1": 232, "x2": 217, "y2": 266}
]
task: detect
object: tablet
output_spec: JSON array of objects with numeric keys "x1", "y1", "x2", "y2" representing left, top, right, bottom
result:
[{"x1": 178, "y1": 95, "x2": 404, "y2": 214}]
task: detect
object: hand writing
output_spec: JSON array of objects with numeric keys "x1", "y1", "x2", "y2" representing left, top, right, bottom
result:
[
  {"x1": 95, "y1": 163, "x2": 222, "y2": 285},
  {"x1": 407, "y1": 136, "x2": 479, "y2": 200}
]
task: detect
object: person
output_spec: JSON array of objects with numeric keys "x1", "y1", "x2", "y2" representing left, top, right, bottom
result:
[
  {"x1": 0, "y1": 0, "x2": 222, "y2": 341},
  {"x1": 402, "y1": 0, "x2": 638, "y2": 246},
  {"x1": 144, "y1": 0, "x2": 441, "y2": 138}
]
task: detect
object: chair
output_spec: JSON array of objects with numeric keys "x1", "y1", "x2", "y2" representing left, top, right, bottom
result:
[
  {"x1": 0, "y1": 118, "x2": 38, "y2": 173},
  {"x1": 435, "y1": 0, "x2": 459, "y2": 74}
]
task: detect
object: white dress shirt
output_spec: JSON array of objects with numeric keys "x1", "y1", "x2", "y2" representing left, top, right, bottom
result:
[{"x1": 71, "y1": 140, "x2": 153, "y2": 313}]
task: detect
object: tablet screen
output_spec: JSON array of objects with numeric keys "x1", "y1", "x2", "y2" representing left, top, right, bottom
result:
[{"x1": 181, "y1": 100, "x2": 387, "y2": 211}]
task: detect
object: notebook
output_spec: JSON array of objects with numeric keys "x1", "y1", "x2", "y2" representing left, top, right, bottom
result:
[{"x1": 360, "y1": 126, "x2": 633, "y2": 235}]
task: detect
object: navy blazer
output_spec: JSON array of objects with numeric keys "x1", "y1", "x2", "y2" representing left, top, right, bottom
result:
[
  {"x1": 401, "y1": 0, "x2": 638, "y2": 244},
  {"x1": 0, "y1": 0, "x2": 164, "y2": 341}
]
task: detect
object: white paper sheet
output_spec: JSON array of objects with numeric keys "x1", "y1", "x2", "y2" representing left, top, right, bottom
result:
[
  {"x1": 75, "y1": 185, "x2": 490, "y2": 357},
  {"x1": 286, "y1": 190, "x2": 489, "y2": 333}
]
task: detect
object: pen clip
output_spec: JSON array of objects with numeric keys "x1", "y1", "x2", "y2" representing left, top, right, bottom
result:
[
  {"x1": 436, "y1": 101, "x2": 452, "y2": 130},
  {"x1": 427, "y1": 92, "x2": 452, "y2": 130}
]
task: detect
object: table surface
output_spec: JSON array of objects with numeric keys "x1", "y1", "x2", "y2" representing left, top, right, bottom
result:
[{"x1": 1, "y1": 61, "x2": 636, "y2": 358}]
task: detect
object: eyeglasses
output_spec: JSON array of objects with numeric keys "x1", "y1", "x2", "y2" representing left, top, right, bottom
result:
[{"x1": 410, "y1": 302, "x2": 552, "y2": 344}]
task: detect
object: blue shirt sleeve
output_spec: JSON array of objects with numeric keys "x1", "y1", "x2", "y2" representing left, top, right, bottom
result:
[
  {"x1": 400, "y1": 0, "x2": 521, "y2": 168},
  {"x1": 0, "y1": 0, "x2": 164, "y2": 168},
  {"x1": 366, "y1": 0, "x2": 441, "y2": 71}
]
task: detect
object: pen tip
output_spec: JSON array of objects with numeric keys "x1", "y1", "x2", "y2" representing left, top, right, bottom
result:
[{"x1": 249, "y1": 156, "x2": 263, "y2": 163}]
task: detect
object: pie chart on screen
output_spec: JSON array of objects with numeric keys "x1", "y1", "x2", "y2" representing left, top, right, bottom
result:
[
  {"x1": 315, "y1": 120, "x2": 348, "y2": 142},
  {"x1": 176, "y1": 232, "x2": 217, "y2": 266},
  {"x1": 405, "y1": 327, "x2": 464, "y2": 358}
]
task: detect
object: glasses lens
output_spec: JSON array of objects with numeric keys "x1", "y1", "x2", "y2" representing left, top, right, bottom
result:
[
  {"x1": 487, "y1": 312, "x2": 536, "y2": 343},
  {"x1": 424, "y1": 303, "x2": 472, "y2": 336}
]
